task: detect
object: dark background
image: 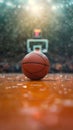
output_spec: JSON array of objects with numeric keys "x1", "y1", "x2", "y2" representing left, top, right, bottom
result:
[{"x1": 0, "y1": 0, "x2": 73, "y2": 73}]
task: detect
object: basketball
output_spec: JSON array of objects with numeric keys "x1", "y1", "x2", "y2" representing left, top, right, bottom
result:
[{"x1": 21, "y1": 52, "x2": 50, "y2": 80}]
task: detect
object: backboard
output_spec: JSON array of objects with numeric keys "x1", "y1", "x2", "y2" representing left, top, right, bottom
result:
[{"x1": 26, "y1": 39, "x2": 49, "y2": 54}]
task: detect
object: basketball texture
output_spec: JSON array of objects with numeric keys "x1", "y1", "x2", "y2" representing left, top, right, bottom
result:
[{"x1": 21, "y1": 52, "x2": 50, "y2": 80}]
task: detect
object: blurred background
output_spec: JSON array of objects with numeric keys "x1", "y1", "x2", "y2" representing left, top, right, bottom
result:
[{"x1": 0, "y1": 0, "x2": 73, "y2": 73}]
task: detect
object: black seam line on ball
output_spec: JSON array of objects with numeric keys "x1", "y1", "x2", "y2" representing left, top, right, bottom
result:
[
  {"x1": 24, "y1": 65, "x2": 46, "y2": 74},
  {"x1": 22, "y1": 62, "x2": 49, "y2": 66}
]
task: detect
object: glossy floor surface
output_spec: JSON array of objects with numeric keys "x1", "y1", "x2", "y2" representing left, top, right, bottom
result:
[{"x1": 0, "y1": 73, "x2": 73, "y2": 130}]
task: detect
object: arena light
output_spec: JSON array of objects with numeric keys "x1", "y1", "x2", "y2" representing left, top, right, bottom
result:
[
  {"x1": 28, "y1": 0, "x2": 35, "y2": 5},
  {"x1": 0, "y1": 0, "x2": 4, "y2": 3},
  {"x1": 51, "y1": 5, "x2": 58, "y2": 10},
  {"x1": 69, "y1": 2, "x2": 72, "y2": 6},
  {"x1": 31, "y1": 5, "x2": 40, "y2": 14},
  {"x1": 17, "y1": 5, "x2": 21, "y2": 9},
  {"x1": 65, "y1": 4, "x2": 69, "y2": 7},
  {"x1": 6, "y1": 2, "x2": 15, "y2": 7},
  {"x1": 47, "y1": 0, "x2": 52, "y2": 3},
  {"x1": 70, "y1": 0, "x2": 73, "y2": 4},
  {"x1": 70, "y1": 2, "x2": 73, "y2": 5},
  {"x1": 25, "y1": 4, "x2": 43, "y2": 13},
  {"x1": 65, "y1": 1, "x2": 73, "y2": 7},
  {"x1": 60, "y1": 4, "x2": 64, "y2": 8},
  {"x1": 27, "y1": 0, "x2": 44, "y2": 14}
]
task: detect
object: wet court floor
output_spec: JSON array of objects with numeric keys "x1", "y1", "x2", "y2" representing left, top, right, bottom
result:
[{"x1": 0, "y1": 73, "x2": 73, "y2": 130}]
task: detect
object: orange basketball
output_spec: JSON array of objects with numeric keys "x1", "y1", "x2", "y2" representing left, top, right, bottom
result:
[{"x1": 21, "y1": 52, "x2": 50, "y2": 80}]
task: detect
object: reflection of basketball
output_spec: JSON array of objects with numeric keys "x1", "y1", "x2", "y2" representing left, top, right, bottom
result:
[{"x1": 21, "y1": 52, "x2": 50, "y2": 80}]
